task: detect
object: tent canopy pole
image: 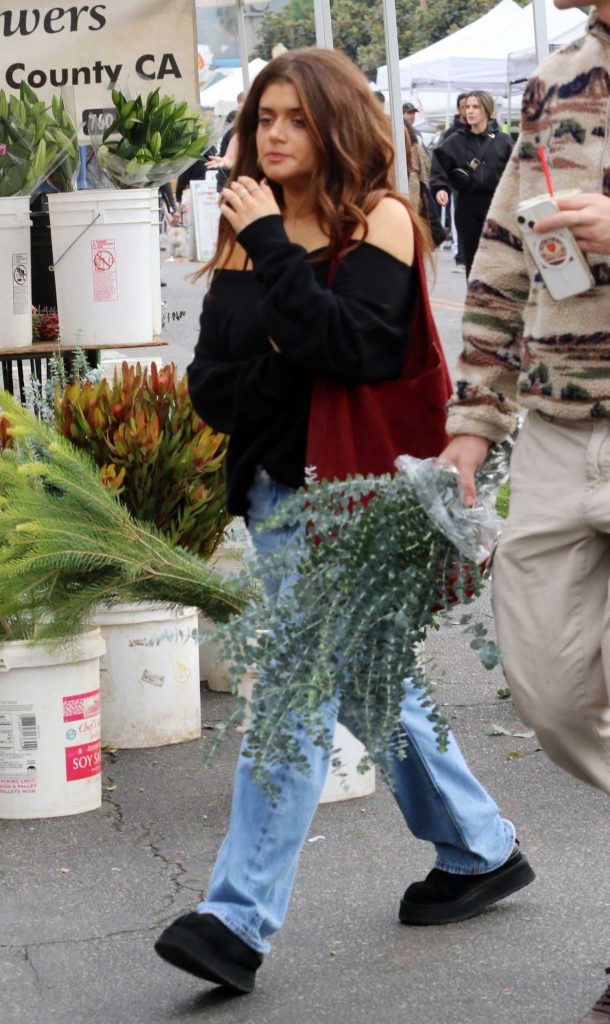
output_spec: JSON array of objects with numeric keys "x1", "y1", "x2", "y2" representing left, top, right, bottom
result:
[
  {"x1": 313, "y1": 0, "x2": 334, "y2": 48},
  {"x1": 531, "y1": 0, "x2": 550, "y2": 62},
  {"x1": 236, "y1": 0, "x2": 250, "y2": 89},
  {"x1": 382, "y1": 0, "x2": 409, "y2": 194}
]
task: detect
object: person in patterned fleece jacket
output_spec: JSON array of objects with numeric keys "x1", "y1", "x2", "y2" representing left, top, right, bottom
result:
[{"x1": 442, "y1": 3, "x2": 610, "y2": 1021}]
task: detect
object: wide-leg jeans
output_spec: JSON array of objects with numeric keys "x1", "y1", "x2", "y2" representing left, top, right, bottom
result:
[{"x1": 198, "y1": 468, "x2": 515, "y2": 953}]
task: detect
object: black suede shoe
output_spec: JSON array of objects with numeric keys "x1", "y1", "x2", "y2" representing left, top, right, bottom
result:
[
  {"x1": 399, "y1": 844, "x2": 535, "y2": 925},
  {"x1": 154, "y1": 912, "x2": 263, "y2": 993}
]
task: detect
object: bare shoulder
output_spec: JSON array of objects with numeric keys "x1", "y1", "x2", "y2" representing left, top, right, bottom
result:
[{"x1": 363, "y1": 197, "x2": 414, "y2": 265}]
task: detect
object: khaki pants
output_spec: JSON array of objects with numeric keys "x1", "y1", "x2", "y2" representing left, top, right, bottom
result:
[{"x1": 493, "y1": 411, "x2": 610, "y2": 795}]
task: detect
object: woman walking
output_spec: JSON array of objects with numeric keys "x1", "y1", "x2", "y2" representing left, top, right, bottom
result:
[
  {"x1": 430, "y1": 91, "x2": 513, "y2": 277},
  {"x1": 154, "y1": 49, "x2": 533, "y2": 994}
]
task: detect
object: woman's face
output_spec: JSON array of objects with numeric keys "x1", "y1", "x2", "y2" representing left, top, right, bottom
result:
[
  {"x1": 465, "y1": 96, "x2": 488, "y2": 132},
  {"x1": 256, "y1": 81, "x2": 318, "y2": 188}
]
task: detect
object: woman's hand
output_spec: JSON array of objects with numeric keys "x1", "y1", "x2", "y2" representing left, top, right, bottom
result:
[
  {"x1": 439, "y1": 434, "x2": 491, "y2": 507},
  {"x1": 205, "y1": 154, "x2": 227, "y2": 170},
  {"x1": 220, "y1": 176, "x2": 281, "y2": 234},
  {"x1": 534, "y1": 193, "x2": 610, "y2": 255},
  {"x1": 436, "y1": 189, "x2": 449, "y2": 207}
]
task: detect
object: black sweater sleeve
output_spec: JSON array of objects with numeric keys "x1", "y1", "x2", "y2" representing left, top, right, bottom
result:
[
  {"x1": 237, "y1": 216, "x2": 411, "y2": 382},
  {"x1": 429, "y1": 144, "x2": 455, "y2": 195},
  {"x1": 187, "y1": 294, "x2": 300, "y2": 435}
]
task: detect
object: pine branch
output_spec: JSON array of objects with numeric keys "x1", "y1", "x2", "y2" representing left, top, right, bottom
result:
[{"x1": 0, "y1": 394, "x2": 258, "y2": 642}]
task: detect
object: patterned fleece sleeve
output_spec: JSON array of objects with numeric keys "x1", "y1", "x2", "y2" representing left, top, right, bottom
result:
[{"x1": 446, "y1": 150, "x2": 530, "y2": 442}]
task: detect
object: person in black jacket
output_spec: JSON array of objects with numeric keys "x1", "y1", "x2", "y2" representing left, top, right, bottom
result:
[
  {"x1": 154, "y1": 49, "x2": 533, "y2": 995},
  {"x1": 440, "y1": 93, "x2": 468, "y2": 144},
  {"x1": 430, "y1": 91, "x2": 513, "y2": 277}
]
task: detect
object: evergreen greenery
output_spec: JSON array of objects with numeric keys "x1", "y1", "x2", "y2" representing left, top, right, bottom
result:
[
  {"x1": 0, "y1": 395, "x2": 258, "y2": 643},
  {"x1": 211, "y1": 467, "x2": 500, "y2": 798}
]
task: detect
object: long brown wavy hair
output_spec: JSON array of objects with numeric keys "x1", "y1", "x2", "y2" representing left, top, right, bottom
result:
[{"x1": 201, "y1": 48, "x2": 431, "y2": 274}]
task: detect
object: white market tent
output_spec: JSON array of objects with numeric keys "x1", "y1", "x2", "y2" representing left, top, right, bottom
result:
[
  {"x1": 377, "y1": 0, "x2": 522, "y2": 92},
  {"x1": 200, "y1": 57, "x2": 267, "y2": 112},
  {"x1": 507, "y1": 0, "x2": 589, "y2": 87},
  {"x1": 375, "y1": 0, "x2": 587, "y2": 93}
]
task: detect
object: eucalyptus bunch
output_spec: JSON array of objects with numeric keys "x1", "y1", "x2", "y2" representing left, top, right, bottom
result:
[
  {"x1": 0, "y1": 83, "x2": 78, "y2": 197},
  {"x1": 211, "y1": 466, "x2": 501, "y2": 798},
  {"x1": 0, "y1": 394, "x2": 257, "y2": 644},
  {"x1": 92, "y1": 88, "x2": 211, "y2": 189}
]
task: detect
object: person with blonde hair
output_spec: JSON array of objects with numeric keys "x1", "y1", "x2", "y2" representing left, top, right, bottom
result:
[
  {"x1": 430, "y1": 90, "x2": 513, "y2": 276},
  {"x1": 154, "y1": 48, "x2": 532, "y2": 995}
]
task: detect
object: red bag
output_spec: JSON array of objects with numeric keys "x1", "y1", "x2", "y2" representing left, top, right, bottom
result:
[{"x1": 306, "y1": 241, "x2": 452, "y2": 481}]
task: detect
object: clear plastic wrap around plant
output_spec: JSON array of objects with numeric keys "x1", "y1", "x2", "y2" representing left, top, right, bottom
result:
[
  {"x1": 46, "y1": 90, "x2": 80, "y2": 193},
  {"x1": 88, "y1": 88, "x2": 212, "y2": 190},
  {"x1": 0, "y1": 82, "x2": 79, "y2": 197},
  {"x1": 394, "y1": 454, "x2": 504, "y2": 564}
]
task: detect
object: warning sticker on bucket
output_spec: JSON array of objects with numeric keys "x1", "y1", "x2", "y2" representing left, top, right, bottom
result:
[
  {"x1": 63, "y1": 689, "x2": 101, "y2": 782},
  {"x1": 0, "y1": 702, "x2": 39, "y2": 789},
  {"x1": 12, "y1": 253, "x2": 29, "y2": 315},
  {"x1": 91, "y1": 239, "x2": 118, "y2": 302}
]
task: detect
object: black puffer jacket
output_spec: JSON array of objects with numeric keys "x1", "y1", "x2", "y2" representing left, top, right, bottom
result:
[{"x1": 429, "y1": 120, "x2": 513, "y2": 197}]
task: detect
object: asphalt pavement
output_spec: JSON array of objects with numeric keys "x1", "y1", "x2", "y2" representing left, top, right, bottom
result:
[{"x1": 1, "y1": 245, "x2": 608, "y2": 1024}]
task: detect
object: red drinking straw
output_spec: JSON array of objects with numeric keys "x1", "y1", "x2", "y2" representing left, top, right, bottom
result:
[{"x1": 536, "y1": 144, "x2": 554, "y2": 197}]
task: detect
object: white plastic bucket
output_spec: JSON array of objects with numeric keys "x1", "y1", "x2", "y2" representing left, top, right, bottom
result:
[
  {"x1": 198, "y1": 545, "x2": 247, "y2": 691},
  {"x1": 0, "y1": 196, "x2": 32, "y2": 349},
  {"x1": 0, "y1": 629, "x2": 106, "y2": 819},
  {"x1": 91, "y1": 602, "x2": 201, "y2": 748},
  {"x1": 235, "y1": 651, "x2": 375, "y2": 803},
  {"x1": 319, "y1": 724, "x2": 376, "y2": 804},
  {"x1": 150, "y1": 192, "x2": 162, "y2": 337},
  {"x1": 47, "y1": 188, "x2": 155, "y2": 346}
]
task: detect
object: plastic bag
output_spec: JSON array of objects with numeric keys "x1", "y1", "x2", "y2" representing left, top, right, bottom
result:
[
  {"x1": 88, "y1": 87, "x2": 212, "y2": 190},
  {"x1": 395, "y1": 451, "x2": 506, "y2": 563},
  {"x1": 0, "y1": 83, "x2": 79, "y2": 197}
]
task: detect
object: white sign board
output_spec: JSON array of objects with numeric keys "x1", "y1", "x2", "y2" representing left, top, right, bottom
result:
[
  {"x1": 191, "y1": 177, "x2": 221, "y2": 263},
  {"x1": 0, "y1": 1, "x2": 199, "y2": 142}
]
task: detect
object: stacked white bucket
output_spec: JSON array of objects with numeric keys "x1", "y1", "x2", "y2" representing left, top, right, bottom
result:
[
  {"x1": 47, "y1": 187, "x2": 161, "y2": 347},
  {"x1": 91, "y1": 603, "x2": 201, "y2": 749},
  {"x1": 0, "y1": 629, "x2": 106, "y2": 819},
  {"x1": 0, "y1": 196, "x2": 32, "y2": 348}
]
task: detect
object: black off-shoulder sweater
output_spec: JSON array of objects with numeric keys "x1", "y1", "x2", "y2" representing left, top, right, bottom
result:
[{"x1": 187, "y1": 215, "x2": 414, "y2": 516}]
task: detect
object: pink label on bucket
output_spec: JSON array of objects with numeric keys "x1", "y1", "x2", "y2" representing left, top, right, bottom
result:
[
  {"x1": 65, "y1": 741, "x2": 101, "y2": 781},
  {"x1": 91, "y1": 238, "x2": 118, "y2": 302},
  {"x1": 63, "y1": 690, "x2": 100, "y2": 723}
]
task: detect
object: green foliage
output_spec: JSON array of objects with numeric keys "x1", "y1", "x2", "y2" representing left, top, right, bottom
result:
[
  {"x1": 496, "y1": 480, "x2": 510, "y2": 519},
  {"x1": 211, "y1": 468, "x2": 499, "y2": 798},
  {"x1": 254, "y1": 0, "x2": 529, "y2": 78},
  {"x1": 0, "y1": 82, "x2": 78, "y2": 196},
  {"x1": 53, "y1": 362, "x2": 232, "y2": 562},
  {"x1": 0, "y1": 394, "x2": 257, "y2": 643},
  {"x1": 94, "y1": 89, "x2": 211, "y2": 189},
  {"x1": 46, "y1": 93, "x2": 80, "y2": 193}
]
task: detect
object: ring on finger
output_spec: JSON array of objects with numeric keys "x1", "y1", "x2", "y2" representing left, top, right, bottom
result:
[{"x1": 237, "y1": 187, "x2": 248, "y2": 198}]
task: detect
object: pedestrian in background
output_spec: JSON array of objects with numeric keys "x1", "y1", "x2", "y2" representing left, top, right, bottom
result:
[{"x1": 430, "y1": 91, "x2": 512, "y2": 277}]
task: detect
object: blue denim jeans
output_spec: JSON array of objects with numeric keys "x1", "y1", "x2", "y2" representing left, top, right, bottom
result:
[{"x1": 198, "y1": 468, "x2": 515, "y2": 953}]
